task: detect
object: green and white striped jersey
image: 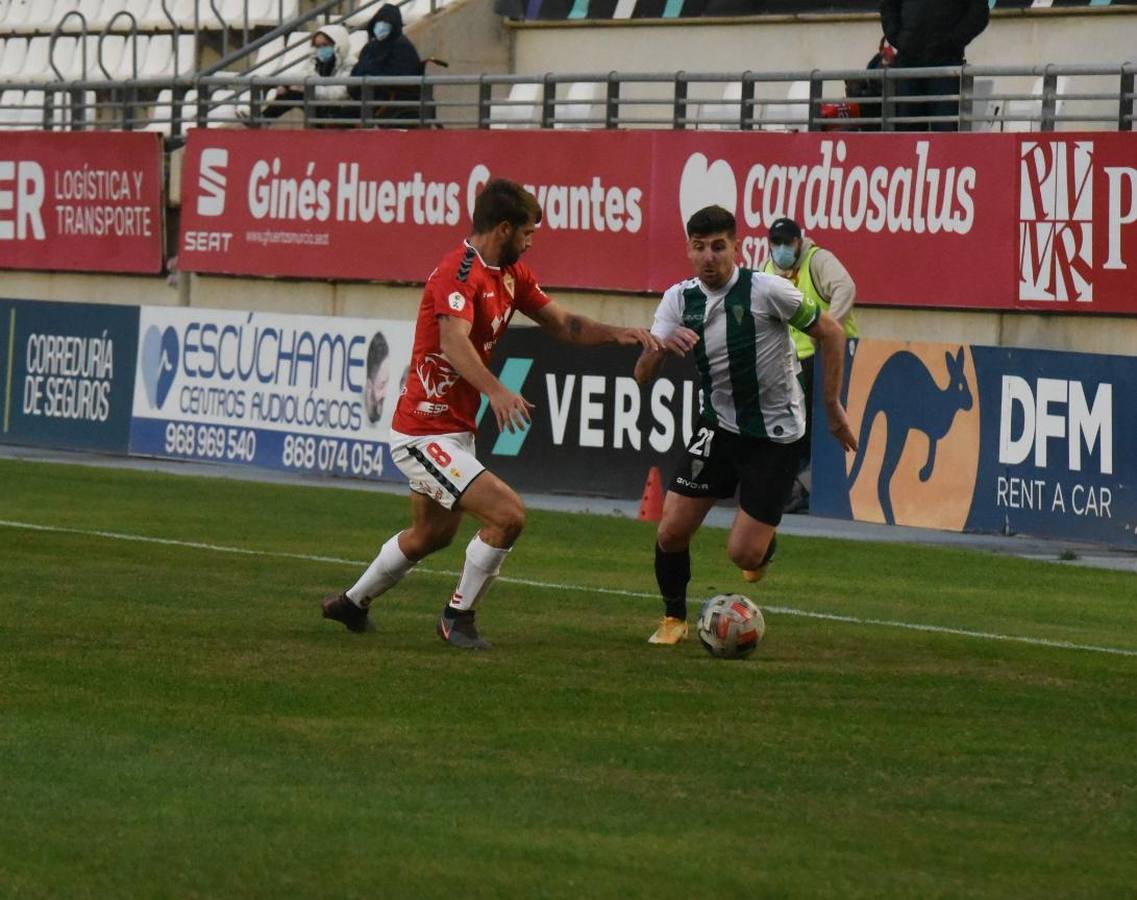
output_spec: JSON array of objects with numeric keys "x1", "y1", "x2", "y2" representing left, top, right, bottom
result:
[{"x1": 650, "y1": 266, "x2": 819, "y2": 442}]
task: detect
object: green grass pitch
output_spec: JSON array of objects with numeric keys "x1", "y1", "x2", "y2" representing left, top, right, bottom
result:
[{"x1": 1, "y1": 459, "x2": 1135, "y2": 899}]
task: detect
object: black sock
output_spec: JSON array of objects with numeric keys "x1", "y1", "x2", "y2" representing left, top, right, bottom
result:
[
  {"x1": 655, "y1": 543, "x2": 691, "y2": 620},
  {"x1": 443, "y1": 606, "x2": 474, "y2": 621}
]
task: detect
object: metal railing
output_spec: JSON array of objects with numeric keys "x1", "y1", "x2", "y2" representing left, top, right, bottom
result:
[{"x1": 1, "y1": 63, "x2": 1133, "y2": 135}]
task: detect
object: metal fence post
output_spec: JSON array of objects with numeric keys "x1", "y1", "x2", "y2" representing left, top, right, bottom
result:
[
  {"x1": 958, "y1": 67, "x2": 974, "y2": 133},
  {"x1": 478, "y1": 76, "x2": 491, "y2": 129},
  {"x1": 881, "y1": 70, "x2": 895, "y2": 132},
  {"x1": 673, "y1": 72, "x2": 688, "y2": 130},
  {"x1": 1041, "y1": 69, "x2": 1057, "y2": 132},
  {"x1": 541, "y1": 73, "x2": 555, "y2": 128},
  {"x1": 807, "y1": 73, "x2": 821, "y2": 132},
  {"x1": 605, "y1": 73, "x2": 619, "y2": 129},
  {"x1": 741, "y1": 71, "x2": 755, "y2": 130},
  {"x1": 1120, "y1": 66, "x2": 1134, "y2": 132}
]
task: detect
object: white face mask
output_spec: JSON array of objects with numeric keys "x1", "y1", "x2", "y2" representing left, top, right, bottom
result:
[{"x1": 373, "y1": 21, "x2": 392, "y2": 41}]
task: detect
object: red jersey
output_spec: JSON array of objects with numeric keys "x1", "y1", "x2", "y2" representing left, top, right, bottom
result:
[{"x1": 393, "y1": 241, "x2": 552, "y2": 436}]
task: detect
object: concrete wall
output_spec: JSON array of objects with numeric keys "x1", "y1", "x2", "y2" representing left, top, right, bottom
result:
[{"x1": 510, "y1": 9, "x2": 1137, "y2": 75}]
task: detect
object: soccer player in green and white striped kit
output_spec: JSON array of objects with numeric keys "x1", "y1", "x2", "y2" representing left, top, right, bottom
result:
[{"x1": 634, "y1": 205, "x2": 858, "y2": 645}]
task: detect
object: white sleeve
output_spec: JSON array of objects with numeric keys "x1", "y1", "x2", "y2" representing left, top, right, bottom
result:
[
  {"x1": 755, "y1": 272, "x2": 805, "y2": 323},
  {"x1": 650, "y1": 285, "x2": 684, "y2": 339}
]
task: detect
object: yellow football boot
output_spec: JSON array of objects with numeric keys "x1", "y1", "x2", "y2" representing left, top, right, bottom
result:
[{"x1": 648, "y1": 616, "x2": 688, "y2": 645}]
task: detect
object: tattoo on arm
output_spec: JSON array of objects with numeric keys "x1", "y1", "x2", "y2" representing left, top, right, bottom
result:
[{"x1": 567, "y1": 315, "x2": 583, "y2": 341}]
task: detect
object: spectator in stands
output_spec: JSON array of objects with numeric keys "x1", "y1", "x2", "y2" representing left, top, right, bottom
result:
[
  {"x1": 761, "y1": 217, "x2": 859, "y2": 514},
  {"x1": 349, "y1": 4, "x2": 424, "y2": 126},
  {"x1": 252, "y1": 24, "x2": 357, "y2": 127},
  {"x1": 880, "y1": 0, "x2": 989, "y2": 131}
]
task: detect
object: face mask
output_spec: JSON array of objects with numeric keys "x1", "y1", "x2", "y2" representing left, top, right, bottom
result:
[
  {"x1": 772, "y1": 244, "x2": 797, "y2": 270},
  {"x1": 315, "y1": 45, "x2": 335, "y2": 63},
  {"x1": 373, "y1": 21, "x2": 392, "y2": 41}
]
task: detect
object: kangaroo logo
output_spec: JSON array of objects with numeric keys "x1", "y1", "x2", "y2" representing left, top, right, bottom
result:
[{"x1": 846, "y1": 346, "x2": 976, "y2": 527}]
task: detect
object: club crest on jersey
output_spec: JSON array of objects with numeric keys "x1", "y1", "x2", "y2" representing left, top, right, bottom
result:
[
  {"x1": 417, "y1": 353, "x2": 460, "y2": 399},
  {"x1": 732, "y1": 304, "x2": 746, "y2": 325},
  {"x1": 448, "y1": 291, "x2": 466, "y2": 311},
  {"x1": 503, "y1": 273, "x2": 516, "y2": 299}
]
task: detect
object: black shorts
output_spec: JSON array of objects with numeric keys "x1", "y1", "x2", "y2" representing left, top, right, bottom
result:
[{"x1": 668, "y1": 420, "x2": 802, "y2": 527}]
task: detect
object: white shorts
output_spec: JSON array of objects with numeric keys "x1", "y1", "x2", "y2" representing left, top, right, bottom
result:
[{"x1": 388, "y1": 429, "x2": 486, "y2": 510}]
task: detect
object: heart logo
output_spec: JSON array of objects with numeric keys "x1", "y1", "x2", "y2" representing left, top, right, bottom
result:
[
  {"x1": 678, "y1": 153, "x2": 738, "y2": 229},
  {"x1": 141, "y1": 324, "x2": 179, "y2": 410}
]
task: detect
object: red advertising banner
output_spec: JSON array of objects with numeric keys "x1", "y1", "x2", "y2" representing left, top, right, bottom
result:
[
  {"x1": 0, "y1": 132, "x2": 164, "y2": 274},
  {"x1": 178, "y1": 129, "x2": 1137, "y2": 314},
  {"x1": 177, "y1": 129, "x2": 656, "y2": 291}
]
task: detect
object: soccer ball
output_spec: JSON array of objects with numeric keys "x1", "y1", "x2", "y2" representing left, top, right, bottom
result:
[{"x1": 697, "y1": 594, "x2": 765, "y2": 659}]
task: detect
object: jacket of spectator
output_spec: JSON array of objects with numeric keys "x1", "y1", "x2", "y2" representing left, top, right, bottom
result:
[
  {"x1": 309, "y1": 24, "x2": 356, "y2": 106},
  {"x1": 880, "y1": 0, "x2": 989, "y2": 66},
  {"x1": 349, "y1": 4, "x2": 424, "y2": 121}
]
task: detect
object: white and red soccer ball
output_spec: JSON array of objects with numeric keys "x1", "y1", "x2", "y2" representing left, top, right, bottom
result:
[{"x1": 697, "y1": 594, "x2": 765, "y2": 659}]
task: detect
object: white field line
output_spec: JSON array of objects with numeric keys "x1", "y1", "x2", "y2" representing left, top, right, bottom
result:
[{"x1": 3, "y1": 518, "x2": 1137, "y2": 659}]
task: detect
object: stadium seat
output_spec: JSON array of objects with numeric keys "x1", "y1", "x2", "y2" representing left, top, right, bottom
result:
[
  {"x1": 205, "y1": 85, "x2": 249, "y2": 128},
  {"x1": 0, "y1": 38, "x2": 28, "y2": 80},
  {"x1": 553, "y1": 80, "x2": 602, "y2": 129},
  {"x1": 273, "y1": 31, "x2": 312, "y2": 76},
  {"x1": 0, "y1": 88, "x2": 24, "y2": 125},
  {"x1": 348, "y1": 28, "x2": 368, "y2": 59},
  {"x1": 145, "y1": 86, "x2": 199, "y2": 133},
  {"x1": 76, "y1": 0, "x2": 106, "y2": 29},
  {"x1": 965, "y1": 77, "x2": 1000, "y2": 132},
  {"x1": 695, "y1": 81, "x2": 746, "y2": 130},
  {"x1": 764, "y1": 79, "x2": 810, "y2": 131},
  {"x1": 1001, "y1": 75, "x2": 1069, "y2": 132},
  {"x1": 46, "y1": 35, "x2": 79, "y2": 80},
  {"x1": 94, "y1": 33, "x2": 125, "y2": 78},
  {"x1": 7, "y1": 0, "x2": 46, "y2": 32},
  {"x1": 489, "y1": 82, "x2": 541, "y2": 128},
  {"x1": 613, "y1": 0, "x2": 636, "y2": 16},
  {"x1": 115, "y1": 35, "x2": 148, "y2": 78},
  {"x1": 21, "y1": 36, "x2": 50, "y2": 80},
  {"x1": 343, "y1": 3, "x2": 375, "y2": 26}
]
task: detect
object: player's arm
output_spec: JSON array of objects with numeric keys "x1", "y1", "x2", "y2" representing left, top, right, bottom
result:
[
  {"x1": 634, "y1": 327, "x2": 700, "y2": 386},
  {"x1": 437, "y1": 315, "x2": 533, "y2": 433},
  {"x1": 527, "y1": 300, "x2": 664, "y2": 353},
  {"x1": 804, "y1": 312, "x2": 858, "y2": 453}
]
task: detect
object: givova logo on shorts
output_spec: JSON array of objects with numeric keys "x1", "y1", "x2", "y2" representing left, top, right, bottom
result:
[{"x1": 1018, "y1": 141, "x2": 1093, "y2": 303}]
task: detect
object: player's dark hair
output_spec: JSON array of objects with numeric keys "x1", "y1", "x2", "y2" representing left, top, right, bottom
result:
[
  {"x1": 472, "y1": 179, "x2": 543, "y2": 233},
  {"x1": 686, "y1": 205, "x2": 736, "y2": 239},
  {"x1": 366, "y1": 331, "x2": 389, "y2": 376}
]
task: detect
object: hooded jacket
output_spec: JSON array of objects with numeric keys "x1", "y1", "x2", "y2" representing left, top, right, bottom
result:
[
  {"x1": 880, "y1": 0, "x2": 989, "y2": 66},
  {"x1": 308, "y1": 24, "x2": 356, "y2": 103},
  {"x1": 350, "y1": 4, "x2": 423, "y2": 85}
]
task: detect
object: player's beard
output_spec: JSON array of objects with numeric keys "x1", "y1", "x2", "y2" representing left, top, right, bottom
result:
[{"x1": 499, "y1": 232, "x2": 525, "y2": 267}]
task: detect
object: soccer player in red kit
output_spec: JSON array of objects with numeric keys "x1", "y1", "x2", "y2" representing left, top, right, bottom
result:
[{"x1": 322, "y1": 178, "x2": 663, "y2": 648}]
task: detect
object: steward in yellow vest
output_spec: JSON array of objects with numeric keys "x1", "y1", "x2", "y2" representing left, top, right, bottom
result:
[{"x1": 762, "y1": 217, "x2": 860, "y2": 513}]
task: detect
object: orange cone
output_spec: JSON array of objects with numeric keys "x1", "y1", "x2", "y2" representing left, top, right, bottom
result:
[{"x1": 638, "y1": 466, "x2": 664, "y2": 522}]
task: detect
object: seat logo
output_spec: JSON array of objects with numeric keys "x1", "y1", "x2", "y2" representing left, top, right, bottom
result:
[{"x1": 197, "y1": 148, "x2": 229, "y2": 217}]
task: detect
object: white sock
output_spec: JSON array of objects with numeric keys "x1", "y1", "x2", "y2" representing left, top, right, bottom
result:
[
  {"x1": 449, "y1": 534, "x2": 511, "y2": 611},
  {"x1": 346, "y1": 533, "x2": 415, "y2": 608}
]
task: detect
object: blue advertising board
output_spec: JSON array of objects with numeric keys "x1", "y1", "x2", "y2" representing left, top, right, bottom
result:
[
  {"x1": 813, "y1": 339, "x2": 1135, "y2": 548},
  {"x1": 0, "y1": 298, "x2": 139, "y2": 453},
  {"x1": 128, "y1": 307, "x2": 414, "y2": 483}
]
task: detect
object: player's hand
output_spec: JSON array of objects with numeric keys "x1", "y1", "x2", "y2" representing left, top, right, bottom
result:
[
  {"x1": 663, "y1": 326, "x2": 699, "y2": 356},
  {"x1": 616, "y1": 328, "x2": 664, "y2": 353},
  {"x1": 489, "y1": 387, "x2": 534, "y2": 434},
  {"x1": 827, "y1": 403, "x2": 858, "y2": 452}
]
